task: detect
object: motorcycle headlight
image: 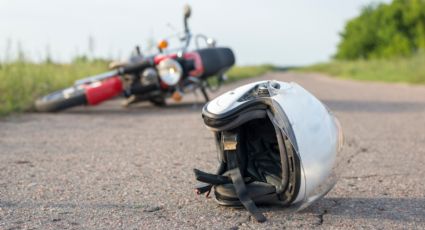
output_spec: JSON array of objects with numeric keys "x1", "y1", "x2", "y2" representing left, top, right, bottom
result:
[
  {"x1": 157, "y1": 59, "x2": 183, "y2": 86},
  {"x1": 140, "y1": 67, "x2": 159, "y2": 86}
]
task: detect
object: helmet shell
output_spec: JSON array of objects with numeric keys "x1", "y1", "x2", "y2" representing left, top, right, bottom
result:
[{"x1": 203, "y1": 80, "x2": 342, "y2": 209}]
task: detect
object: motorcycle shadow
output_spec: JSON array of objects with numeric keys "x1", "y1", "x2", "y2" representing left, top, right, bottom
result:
[{"x1": 64, "y1": 99, "x2": 207, "y2": 116}]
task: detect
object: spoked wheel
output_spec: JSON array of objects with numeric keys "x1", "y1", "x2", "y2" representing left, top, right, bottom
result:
[{"x1": 35, "y1": 86, "x2": 87, "y2": 112}]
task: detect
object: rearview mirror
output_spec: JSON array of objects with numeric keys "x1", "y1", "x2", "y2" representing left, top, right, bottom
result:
[{"x1": 184, "y1": 5, "x2": 191, "y2": 19}]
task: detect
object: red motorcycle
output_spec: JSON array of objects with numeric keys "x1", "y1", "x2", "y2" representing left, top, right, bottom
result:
[{"x1": 35, "y1": 5, "x2": 235, "y2": 112}]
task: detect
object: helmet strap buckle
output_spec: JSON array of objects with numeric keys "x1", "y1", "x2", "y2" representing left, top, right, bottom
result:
[{"x1": 222, "y1": 131, "x2": 238, "y2": 151}]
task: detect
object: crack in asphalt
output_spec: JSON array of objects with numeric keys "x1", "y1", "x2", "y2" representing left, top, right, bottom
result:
[
  {"x1": 317, "y1": 209, "x2": 327, "y2": 225},
  {"x1": 316, "y1": 199, "x2": 340, "y2": 226},
  {"x1": 335, "y1": 138, "x2": 364, "y2": 170},
  {"x1": 347, "y1": 146, "x2": 368, "y2": 164},
  {"x1": 342, "y1": 173, "x2": 410, "y2": 180}
]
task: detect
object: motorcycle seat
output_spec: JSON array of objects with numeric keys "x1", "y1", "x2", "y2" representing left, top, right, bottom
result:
[{"x1": 198, "y1": 47, "x2": 235, "y2": 78}]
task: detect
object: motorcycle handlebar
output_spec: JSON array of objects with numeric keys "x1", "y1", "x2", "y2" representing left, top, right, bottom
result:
[
  {"x1": 184, "y1": 18, "x2": 190, "y2": 35},
  {"x1": 118, "y1": 58, "x2": 154, "y2": 75}
]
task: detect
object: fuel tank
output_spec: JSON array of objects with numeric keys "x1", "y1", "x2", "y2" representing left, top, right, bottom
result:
[{"x1": 84, "y1": 76, "x2": 123, "y2": 105}]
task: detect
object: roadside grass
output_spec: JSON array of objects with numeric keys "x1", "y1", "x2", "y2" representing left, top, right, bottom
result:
[
  {"x1": 0, "y1": 60, "x2": 108, "y2": 116},
  {"x1": 0, "y1": 62, "x2": 274, "y2": 116},
  {"x1": 227, "y1": 64, "x2": 275, "y2": 82},
  {"x1": 296, "y1": 53, "x2": 425, "y2": 84}
]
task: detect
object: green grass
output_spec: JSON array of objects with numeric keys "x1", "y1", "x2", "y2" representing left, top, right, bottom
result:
[
  {"x1": 0, "y1": 62, "x2": 273, "y2": 116},
  {"x1": 297, "y1": 53, "x2": 425, "y2": 84},
  {"x1": 0, "y1": 60, "x2": 108, "y2": 116},
  {"x1": 227, "y1": 64, "x2": 275, "y2": 82}
]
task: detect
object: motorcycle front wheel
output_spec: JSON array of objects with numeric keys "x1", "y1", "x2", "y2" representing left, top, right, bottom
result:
[{"x1": 35, "y1": 86, "x2": 87, "y2": 112}]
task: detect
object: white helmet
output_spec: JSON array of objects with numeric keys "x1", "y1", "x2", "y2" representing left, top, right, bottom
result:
[{"x1": 194, "y1": 80, "x2": 343, "y2": 222}]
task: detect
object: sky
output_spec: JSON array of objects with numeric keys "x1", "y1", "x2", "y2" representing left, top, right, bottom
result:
[{"x1": 0, "y1": 0, "x2": 390, "y2": 66}]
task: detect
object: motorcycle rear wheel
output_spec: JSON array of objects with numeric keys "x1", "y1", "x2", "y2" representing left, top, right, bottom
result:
[{"x1": 35, "y1": 86, "x2": 87, "y2": 112}]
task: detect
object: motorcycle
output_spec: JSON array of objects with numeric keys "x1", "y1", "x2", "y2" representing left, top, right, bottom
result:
[{"x1": 35, "y1": 5, "x2": 235, "y2": 112}]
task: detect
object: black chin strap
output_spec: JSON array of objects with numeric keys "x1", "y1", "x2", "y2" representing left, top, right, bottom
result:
[
  {"x1": 226, "y1": 150, "x2": 266, "y2": 223},
  {"x1": 194, "y1": 162, "x2": 228, "y2": 195},
  {"x1": 194, "y1": 131, "x2": 267, "y2": 223}
]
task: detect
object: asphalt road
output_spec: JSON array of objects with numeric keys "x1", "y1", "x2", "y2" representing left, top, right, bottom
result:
[{"x1": 1, "y1": 72, "x2": 425, "y2": 229}]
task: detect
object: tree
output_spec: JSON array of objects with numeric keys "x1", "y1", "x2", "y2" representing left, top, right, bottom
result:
[{"x1": 335, "y1": 0, "x2": 425, "y2": 60}]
